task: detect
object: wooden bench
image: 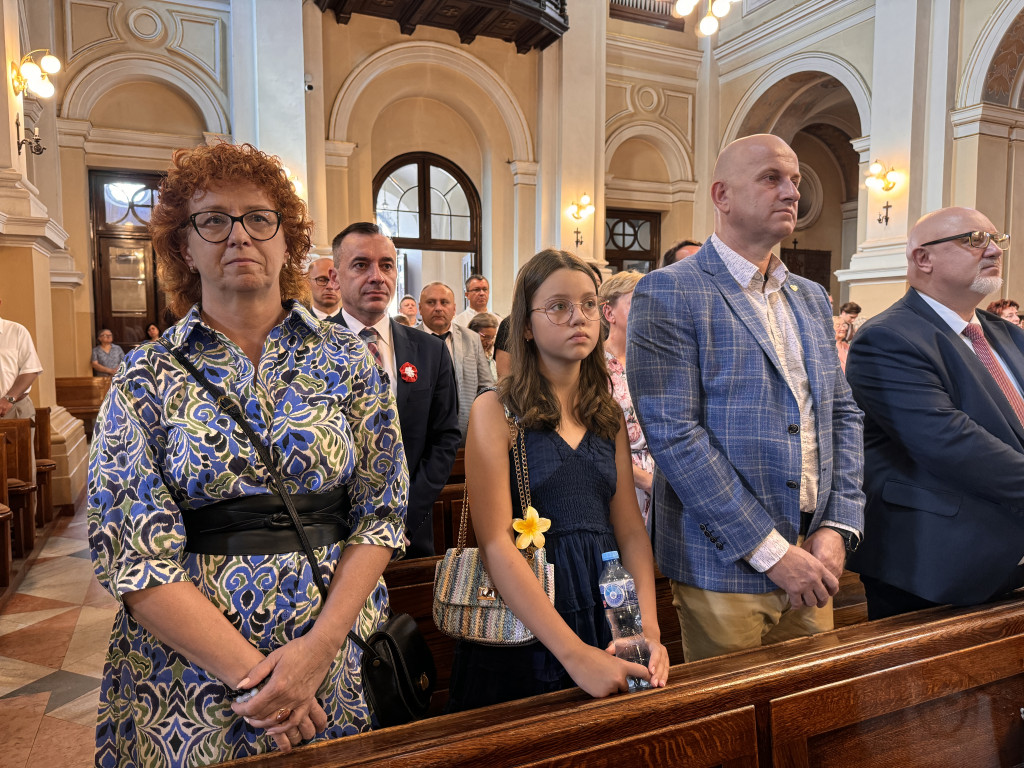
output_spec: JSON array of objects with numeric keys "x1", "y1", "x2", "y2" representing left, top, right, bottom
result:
[
  {"x1": 0, "y1": 440, "x2": 11, "y2": 588},
  {"x1": 220, "y1": 595, "x2": 1024, "y2": 768},
  {"x1": 430, "y1": 482, "x2": 474, "y2": 555},
  {"x1": 0, "y1": 419, "x2": 36, "y2": 558},
  {"x1": 55, "y1": 376, "x2": 111, "y2": 437},
  {"x1": 34, "y1": 406, "x2": 56, "y2": 525}
]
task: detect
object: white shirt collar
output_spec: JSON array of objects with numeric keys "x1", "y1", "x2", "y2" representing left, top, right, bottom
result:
[
  {"x1": 915, "y1": 289, "x2": 980, "y2": 334},
  {"x1": 712, "y1": 233, "x2": 788, "y2": 291},
  {"x1": 341, "y1": 309, "x2": 393, "y2": 349}
]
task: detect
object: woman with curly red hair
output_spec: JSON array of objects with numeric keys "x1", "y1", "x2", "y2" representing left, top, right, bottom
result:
[{"x1": 88, "y1": 143, "x2": 408, "y2": 766}]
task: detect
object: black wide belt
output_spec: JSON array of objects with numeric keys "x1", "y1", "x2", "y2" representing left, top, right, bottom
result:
[{"x1": 182, "y1": 487, "x2": 352, "y2": 556}]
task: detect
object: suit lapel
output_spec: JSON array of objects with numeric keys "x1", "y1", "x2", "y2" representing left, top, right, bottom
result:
[
  {"x1": 784, "y1": 280, "x2": 830, "y2": 407},
  {"x1": 907, "y1": 291, "x2": 1024, "y2": 444},
  {"x1": 449, "y1": 326, "x2": 463, "y2": 384},
  {"x1": 391, "y1": 319, "x2": 411, "y2": 414},
  {"x1": 701, "y1": 245, "x2": 783, "y2": 372}
]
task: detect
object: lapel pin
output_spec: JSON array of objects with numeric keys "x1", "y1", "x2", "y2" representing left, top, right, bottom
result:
[
  {"x1": 399, "y1": 362, "x2": 418, "y2": 383},
  {"x1": 789, "y1": 284, "x2": 798, "y2": 291}
]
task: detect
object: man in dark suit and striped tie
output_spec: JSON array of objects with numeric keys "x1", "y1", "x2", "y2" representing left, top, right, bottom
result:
[
  {"x1": 846, "y1": 207, "x2": 1024, "y2": 618},
  {"x1": 330, "y1": 222, "x2": 461, "y2": 559}
]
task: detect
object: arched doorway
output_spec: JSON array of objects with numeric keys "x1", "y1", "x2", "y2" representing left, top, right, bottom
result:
[{"x1": 373, "y1": 152, "x2": 482, "y2": 313}]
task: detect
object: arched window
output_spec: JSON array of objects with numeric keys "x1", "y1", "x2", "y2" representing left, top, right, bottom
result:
[{"x1": 373, "y1": 153, "x2": 481, "y2": 312}]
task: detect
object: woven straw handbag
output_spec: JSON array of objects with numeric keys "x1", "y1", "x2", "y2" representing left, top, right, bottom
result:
[{"x1": 432, "y1": 413, "x2": 555, "y2": 646}]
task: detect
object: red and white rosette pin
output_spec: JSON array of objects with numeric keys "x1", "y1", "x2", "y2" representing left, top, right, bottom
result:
[{"x1": 399, "y1": 362, "x2": 418, "y2": 382}]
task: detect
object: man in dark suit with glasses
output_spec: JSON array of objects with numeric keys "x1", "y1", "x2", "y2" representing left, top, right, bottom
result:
[{"x1": 846, "y1": 206, "x2": 1024, "y2": 618}]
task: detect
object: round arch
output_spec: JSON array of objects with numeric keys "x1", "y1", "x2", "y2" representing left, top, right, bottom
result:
[
  {"x1": 61, "y1": 53, "x2": 229, "y2": 133},
  {"x1": 958, "y1": 0, "x2": 1024, "y2": 107},
  {"x1": 605, "y1": 120, "x2": 694, "y2": 182},
  {"x1": 329, "y1": 41, "x2": 534, "y2": 162},
  {"x1": 721, "y1": 53, "x2": 870, "y2": 149}
]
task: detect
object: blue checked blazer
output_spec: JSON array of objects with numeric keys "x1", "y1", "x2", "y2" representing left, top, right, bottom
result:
[{"x1": 626, "y1": 241, "x2": 865, "y2": 594}]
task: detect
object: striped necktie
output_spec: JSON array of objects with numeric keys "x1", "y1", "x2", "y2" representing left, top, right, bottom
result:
[
  {"x1": 359, "y1": 327, "x2": 384, "y2": 368},
  {"x1": 963, "y1": 323, "x2": 1024, "y2": 426}
]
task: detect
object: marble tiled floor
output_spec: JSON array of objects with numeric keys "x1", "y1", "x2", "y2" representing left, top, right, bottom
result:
[{"x1": 0, "y1": 507, "x2": 115, "y2": 767}]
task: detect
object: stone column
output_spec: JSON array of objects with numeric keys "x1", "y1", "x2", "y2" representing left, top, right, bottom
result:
[
  {"x1": 535, "y1": 0, "x2": 606, "y2": 265},
  {"x1": 229, "y1": 0, "x2": 308, "y2": 195}
]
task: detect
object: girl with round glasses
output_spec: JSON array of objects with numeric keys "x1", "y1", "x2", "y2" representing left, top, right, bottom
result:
[
  {"x1": 447, "y1": 249, "x2": 668, "y2": 712},
  {"x1": 88, "y1": 142, "x2": 407, "y2": 765}
]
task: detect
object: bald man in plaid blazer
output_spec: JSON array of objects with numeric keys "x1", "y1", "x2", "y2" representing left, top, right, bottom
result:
[{"x1": 627, "y1": 135, "x2": 865, "y2": 661}]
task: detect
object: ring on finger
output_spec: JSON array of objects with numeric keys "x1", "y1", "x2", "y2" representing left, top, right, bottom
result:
[{"x1": 275, "y1": 708, "x2": 291, "y2": 723}]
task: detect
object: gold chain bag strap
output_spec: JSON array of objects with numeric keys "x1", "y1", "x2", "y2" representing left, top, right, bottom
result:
[{"x1": 432, "y1": 410, "x2": 555, "y2": 646}]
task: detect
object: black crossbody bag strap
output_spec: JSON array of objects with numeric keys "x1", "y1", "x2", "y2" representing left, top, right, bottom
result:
[{"x1": 160, "y1": 341, "x2": 374, "y2": 655}]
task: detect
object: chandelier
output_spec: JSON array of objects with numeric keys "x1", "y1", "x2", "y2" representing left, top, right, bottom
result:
[{"x1": 670, "y1": 0, "x2": 743, "y2": 36}]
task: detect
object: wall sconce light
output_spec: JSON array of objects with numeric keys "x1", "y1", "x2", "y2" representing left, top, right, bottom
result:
[
  {"x1": 865, "y1": 160, "x2": 900, "y2": 192},
  {"x1": 10, "y1": 49, "x2": 61, "y2": 99},
  {"x1": 567, "y1": 194, "x2": 595, "y2": 221},
  {"x1": 15, "y1": 114, "x2": 44, "y2": 155}
]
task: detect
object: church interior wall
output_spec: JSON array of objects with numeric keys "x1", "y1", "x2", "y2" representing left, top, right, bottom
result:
[{"x1": 788, "y1": 131, "x2": 846, "y2": 300}]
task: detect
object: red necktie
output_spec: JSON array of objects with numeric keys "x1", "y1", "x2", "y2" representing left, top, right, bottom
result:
[
  {"x1": 963, "y1": 323, "x2": 1024, "y2": 426},
  {"x1": 359, "y1": 328, "x2": 384, "y2": 368}
]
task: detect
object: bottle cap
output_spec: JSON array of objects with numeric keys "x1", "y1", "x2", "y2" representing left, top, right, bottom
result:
[{"x1": 601, "y1": 550, "x2": 619, "y2": 562}]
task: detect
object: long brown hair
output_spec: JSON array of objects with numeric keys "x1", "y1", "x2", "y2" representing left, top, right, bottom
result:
[
  {"x1": 149, "y1": 142, "x2": 313, "y2": 318},
  {"x1": 498, "y1": 249, "x2": 620, "y2": 440}
]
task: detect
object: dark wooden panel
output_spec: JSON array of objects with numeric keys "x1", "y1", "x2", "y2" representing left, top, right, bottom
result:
[
  {"x1": 771, "y1": 633, "x2": 1024, "y2": 766},
  {"x1": 314, "y1": 0, "x2": 568, "y2": 53},
  {"x1": 518, "y1": 707, "x2": 759, "y2": 768}
]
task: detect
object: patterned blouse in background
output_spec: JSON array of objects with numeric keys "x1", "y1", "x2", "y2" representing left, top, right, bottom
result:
[
  {"x1": 88, "y1": 301, "x2": 408, "y2": 768},
  {"x1": 605, "y1": 350, "x2": 655, "y2": 525},
  {"x1": 91, "y1": 343, "x2": 125, "y2": 376}
]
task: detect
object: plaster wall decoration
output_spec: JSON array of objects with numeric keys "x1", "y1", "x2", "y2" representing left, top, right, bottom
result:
[
  {"x1": 959, "y1": 0, "x2": 1024, "y2": 108},
  {"x1": 606, "y1": 80, "x2": 633, "y2": 124},
  {"x1": 168, "y1": 11, "x2": 224, "y2": 84},
  {"x1": 635, "y1": 85, "x2": 660, "y2": 113},
  {"x1": 330, "y1": 41, "x2": 534, "y2": 162},
  {"x1": 794, "y1": 162, "x2": 823, "y2": 230},
  {"x1": 982, "y1": 8, "x2": 1024, "y2": 107},
  {"x1": 127, "y1": 7, "x2": 165, "y2": 41},
  {"x1": 661, "y1": 89, "x2": 694, "y2": 142},
  {"x1": 606, "y1": 120, "x2": 694, "y2": 183},
  {"x1": 65, "y1": 0, "x2": 120, "y2": 63}
]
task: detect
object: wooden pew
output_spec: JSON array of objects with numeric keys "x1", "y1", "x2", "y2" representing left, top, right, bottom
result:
[
  {"x1": 430, "y1": 482, "x2": 474, "y2": 554},
  {"x1": 0, "y1": 419, "x2": 36, "y2": 558},
  {"x1": 33, "y1": 406, "x2": 56, "y2": 525},
  {"x1": 220, "y1": 595, "x2": 1024, "y2": 768},
  {"x1": 55, "y1": 376, "x2": 112, "y2": 437},
  {"x1": 0, "y1": 440, "x2": 11, "y2": 587}
]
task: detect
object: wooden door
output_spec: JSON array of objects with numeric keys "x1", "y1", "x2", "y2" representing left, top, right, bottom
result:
[
  {"x1": 90, "y1": 171, "x2": 165, "y2": 351},
  {"x1": 605, "y1": 208, "x2": 661, "y2": 274},
  {"x1": 780, "y1": 247, "x2": 832, "y2": 291}
]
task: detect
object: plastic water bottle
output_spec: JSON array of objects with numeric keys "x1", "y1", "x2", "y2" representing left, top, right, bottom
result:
[{"x1": 598, "y1": 550, "x2": 651, "y2": 691}]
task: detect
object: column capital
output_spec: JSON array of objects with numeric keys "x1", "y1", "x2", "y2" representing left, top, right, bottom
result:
[
  {"x1": 325, "y1": 140, "x2": 358, "y2": 168},
  {"x1": 950, "y1": 103, "x2": 1024, "y2": 139},
  {"x1": 850, "y1": 135, "x2": 871, "y2": 161},
  {"x1": 509, "y1": 160, "x2": 538, "y2": 186}
]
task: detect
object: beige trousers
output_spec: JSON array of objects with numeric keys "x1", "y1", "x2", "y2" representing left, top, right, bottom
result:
[{"x1": 670, "y1": 579, "x2": 834, "y2": 662}]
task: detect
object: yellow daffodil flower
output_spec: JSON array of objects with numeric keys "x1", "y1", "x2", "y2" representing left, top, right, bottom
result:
[{"x1": 512, "y1": 505, "x2": 551, "y2": 550}]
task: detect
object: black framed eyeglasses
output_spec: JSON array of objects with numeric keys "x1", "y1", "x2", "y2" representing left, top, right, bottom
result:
[
  {"x1": 311, "y1": 275, "x2": 338, "y2": 287},
  {"x1": 530, "y1": 296, "x2": 604, "y2": 325},
  {"x1": 920, "y1": 230, "x2": 1010, "y2": 251},
  {"x1": 188, "y1": 210, "x2": 283, "y2": 243}
]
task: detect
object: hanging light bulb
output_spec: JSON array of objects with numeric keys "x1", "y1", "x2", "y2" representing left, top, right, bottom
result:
[
  {"x1": 698, "y1": 11, "x2": 720, "y2": 35},
  {"x1": 40, "y1": 53, "x2": 61, "y2": 74},
  {"x1": 674, "y1": 0, "x2": 699, "y2": 15},
  {"x1": 868, "y1": 160, "x2": 884, "y2": 176},
  {"x1": 711, "y1": 0, "x2": 731, "y2": 18}
]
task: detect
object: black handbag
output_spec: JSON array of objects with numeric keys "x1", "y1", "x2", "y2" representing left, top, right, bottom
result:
[{"x1": 162, "y1": 341, "x2": 436, "y2": 727}]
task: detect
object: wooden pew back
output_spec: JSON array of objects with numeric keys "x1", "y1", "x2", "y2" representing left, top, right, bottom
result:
[
  {"x1": 34, "y1": 406, "x2": 52, "y2": 461},
  {"x1": 221, "y1": 597, "x2": 1024, "y2": 768},
  {"x1": 0, "y1": 419, "x2": 33, "y2": 484},
  {"x1": 55, "y1": 376, "x2": 112, "y2": 436}
]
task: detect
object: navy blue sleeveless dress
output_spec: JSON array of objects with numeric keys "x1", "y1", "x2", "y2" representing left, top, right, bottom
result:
[{"x1": 446, "y1": 426, "x2": 619, "y2": 712}]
